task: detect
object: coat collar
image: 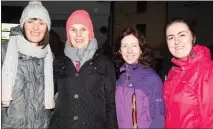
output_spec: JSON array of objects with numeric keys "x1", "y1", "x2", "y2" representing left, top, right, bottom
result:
[
  {"x1": 172, "y1": 45, "x2": 211, "y2": 70},
  {"x1": 53, "y1": 46, "x2": 106, "y2": 77}
]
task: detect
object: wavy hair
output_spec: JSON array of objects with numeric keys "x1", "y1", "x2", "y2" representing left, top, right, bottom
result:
[{"x1": 114, "y1": 28, "x2": 156, "y2": 69}]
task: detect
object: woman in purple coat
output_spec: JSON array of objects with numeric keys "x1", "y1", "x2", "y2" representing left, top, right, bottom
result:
[{"x1": 114, "y1": 28, "x2": 165, "y2": 128}]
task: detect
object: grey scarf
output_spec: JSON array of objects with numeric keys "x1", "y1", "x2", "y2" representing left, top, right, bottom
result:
[
  {"x1": 2, "y1": 35, "x2": 55, "y2": 109},
  {"x1": 64, "y1": 38, "x2": 98, "y2": 66}
]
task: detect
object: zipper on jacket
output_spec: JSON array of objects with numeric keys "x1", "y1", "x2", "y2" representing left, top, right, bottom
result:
[{"x1": 132, "y1": 89, "x2": 138, "y2": 129}]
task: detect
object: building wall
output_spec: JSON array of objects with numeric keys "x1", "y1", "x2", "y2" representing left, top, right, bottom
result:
[
  {"x1": 168, "y1": 1, "x2": 213, "y2": 47},
  {"x1": 113, "y1": 1, "x2": 167, "y2": 55}
]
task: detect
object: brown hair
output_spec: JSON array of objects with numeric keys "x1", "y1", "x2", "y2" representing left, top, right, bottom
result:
[
  {"x1": 114, "y1": 28, "x2": 156, "y2": 69},
  {"x1": 23, "y1": 18, "x2": 49, "y2": 49}
]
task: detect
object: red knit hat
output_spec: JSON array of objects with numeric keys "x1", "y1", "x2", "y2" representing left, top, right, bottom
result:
[{"x1": 66, "y1": 10, "x2": 94, "y2": 43}]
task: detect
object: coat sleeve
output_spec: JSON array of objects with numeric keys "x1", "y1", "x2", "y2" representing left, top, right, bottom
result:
[
  {"x1": 198, "y1": 67, "x2": 213, "y2": 128},
  {"x1": 104, "y1": 59, "x2": 118, "y2": 129},
  {"x1": 150, "y1": 75, "x2": 165, "y2": 128}
]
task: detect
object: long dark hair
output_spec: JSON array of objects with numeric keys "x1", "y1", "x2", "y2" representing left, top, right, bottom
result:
[{"x1": 114, "y1": 28, "x2": 156, "y2": 69}]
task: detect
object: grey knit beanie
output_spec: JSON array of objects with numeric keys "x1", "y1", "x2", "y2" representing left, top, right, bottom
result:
[{"x1": 20, "y1": 1, "x2": 51, "y2": 31}]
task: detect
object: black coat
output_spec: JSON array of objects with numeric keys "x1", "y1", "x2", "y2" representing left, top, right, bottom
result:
[{"x1": 49, "y1": 48, "x2": 118, "y2": 129}]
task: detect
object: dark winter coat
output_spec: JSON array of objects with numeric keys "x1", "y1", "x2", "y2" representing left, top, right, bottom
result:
[{"x1": 49, "y1": 48, "x2": 118, "y2": 129}]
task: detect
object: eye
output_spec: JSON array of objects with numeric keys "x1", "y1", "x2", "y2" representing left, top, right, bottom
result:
[
  {"x1": 122, "y1": 45, "x2": 127, "y2": 48},
  {"x1": 39, "y1": 22, "x2": 45, "y2": 25},
  {"x1": 180, "y1": 34, "x2": 185, "y2": 37},
  {"x1": 133, "y1": 44, "x2": 138, "y2": 47},
  {"x1": 27, "y1": 20, "x2": 33, "y2": 24},
  {"x1": 82, "y1": 28, "x2": 87, "y2": 31},
  {"x1": 70, "y1": 28, "x2": 76, "y2": 32},
  {"x1": 168, "y1": 36, "x2": 173, "y2": 41}
]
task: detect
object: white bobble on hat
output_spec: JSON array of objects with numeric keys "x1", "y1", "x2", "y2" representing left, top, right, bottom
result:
[{"x1": 29, "y1": 0, "x2": 43, "y2": 5}]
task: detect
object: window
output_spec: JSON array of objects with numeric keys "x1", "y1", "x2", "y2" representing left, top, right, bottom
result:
[
  {"x1": 136, "y1": 24, "x2": 146, "y2": 36},
  {"x1": 137, "y1": 1, "x2": 147, "y2": 13}
]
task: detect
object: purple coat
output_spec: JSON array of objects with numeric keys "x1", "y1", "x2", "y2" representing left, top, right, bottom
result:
[{"x1": 116, "y1": 63, "x2": 165, "y2": 128}]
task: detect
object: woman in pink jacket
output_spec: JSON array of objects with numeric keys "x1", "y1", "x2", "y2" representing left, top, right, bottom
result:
[{"x1": 164, "y1": 17, "x2": 213, "y2": 128}]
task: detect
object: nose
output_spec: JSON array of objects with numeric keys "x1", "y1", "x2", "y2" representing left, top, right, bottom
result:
[
  {"x1": 33, "y1": 22, "x2": 39, "y2": 31},
  {"x1": 127, "y1": 47, "x2": 132, "y2": 54},
  {"x1": 174, "y1": 37, "x2": 180, "y2": 45},
  {"x1": 76, "y1": 30, "x2": 82, "y2": 37}
]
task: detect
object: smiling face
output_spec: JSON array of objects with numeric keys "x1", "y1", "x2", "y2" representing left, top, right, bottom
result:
[
  {"x1": 166, "y1": 22, "x2": 194, "y2": 59},
  {"x1": 120, "y1": 34, "x2": 142, "y2": 64},
  {"x1": 69, "y1": 24, "x2": 90, "y2": 49},
  {"x1": 24, "y1": 18, "x2": 47, "y2": 43}
]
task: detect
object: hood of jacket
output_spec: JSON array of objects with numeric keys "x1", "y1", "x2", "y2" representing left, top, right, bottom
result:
[
  {"x1": 10, "y1": 25, "x2": 23, "y2": 37},
  {"x1": 171, "y1": 45, "x2": 211, "y2": 70}
]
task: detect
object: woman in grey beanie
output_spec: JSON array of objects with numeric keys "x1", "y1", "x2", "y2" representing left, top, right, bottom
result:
[{"x1": 1, "y1": 1, "x2": 55, "y2": 128}]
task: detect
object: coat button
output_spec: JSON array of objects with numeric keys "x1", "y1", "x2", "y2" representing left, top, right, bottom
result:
[
  {"x1": 75, "y1": 73, "x2": 79, "y2": 77},
  {"x1": 74, "y1": 94, "x2": 79, "y2": 99},
  {"x1": 74, "y1": 116, "x2": 78, "y2": 120}
]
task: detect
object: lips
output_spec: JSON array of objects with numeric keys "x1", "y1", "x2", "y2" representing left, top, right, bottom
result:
[
  {"x1": 31, "y1": 32, "x2": 40, "y2": 36},
  {"x1": 75, "y1": 39, "x2": 84, "y2": 43},
  {"x1": 175, "y1": 46, "x2": 184, "y2": 50},
  {"x1": 126, "y1": 55, "x2": 135, "y2": 60}
]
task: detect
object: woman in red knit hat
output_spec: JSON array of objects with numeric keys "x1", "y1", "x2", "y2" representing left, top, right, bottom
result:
[{"x1": 48, "y1": 10, "x2": 118, "y2": 129}]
